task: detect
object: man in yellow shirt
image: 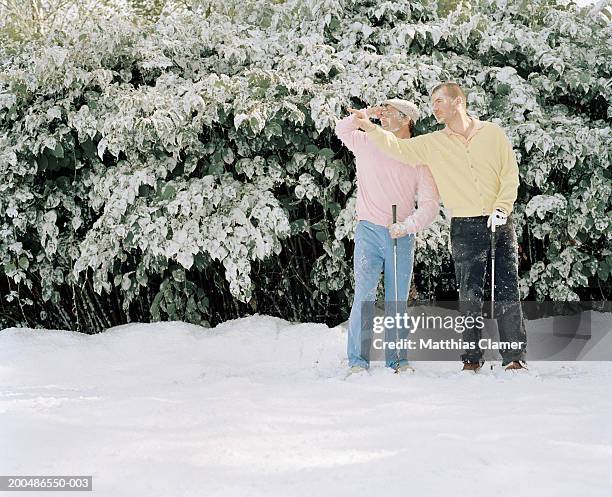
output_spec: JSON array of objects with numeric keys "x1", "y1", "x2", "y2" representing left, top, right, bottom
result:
[{"x1": 349, "y1": 82, "x2": 527, "y2": 371}]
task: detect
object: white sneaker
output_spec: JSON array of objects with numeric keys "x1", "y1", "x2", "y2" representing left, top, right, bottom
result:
[
  {"x1": 344, "y1": 365, "x2": 369, "y2": 378},
  {"x1": 396, "y1": 363, "x2": 415, "y2": 373}
]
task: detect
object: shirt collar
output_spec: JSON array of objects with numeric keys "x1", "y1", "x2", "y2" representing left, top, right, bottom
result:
[{"x1": 442, "y1": 116, "x2": 485, "y2": 140}]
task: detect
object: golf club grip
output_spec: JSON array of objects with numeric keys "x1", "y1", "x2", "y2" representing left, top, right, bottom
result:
[{"x1": 392, "y1": 204, "x2": 397, "y2": 223}]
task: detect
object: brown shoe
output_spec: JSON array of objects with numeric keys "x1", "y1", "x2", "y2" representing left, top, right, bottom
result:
[
  {"x1": 462, "y1": 361, "x2": 482, "y2": 372},
  {"x1": 505, "y1": 361, "x2": 527, "y2": 371}
]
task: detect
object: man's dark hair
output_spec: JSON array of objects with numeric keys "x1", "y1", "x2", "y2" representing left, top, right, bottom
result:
[{"x1": 408, "y1": 118, "x2": 415, "y2": 136}]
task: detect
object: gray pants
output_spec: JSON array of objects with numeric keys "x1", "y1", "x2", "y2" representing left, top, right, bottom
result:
[{"x1": 450, "y1": 216, "x2": 527, "y2": 365}]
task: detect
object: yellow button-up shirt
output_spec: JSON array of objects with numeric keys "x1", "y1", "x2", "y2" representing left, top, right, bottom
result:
[{"x1": 366, "y1": 117, "x2": 519, "y2": 218}]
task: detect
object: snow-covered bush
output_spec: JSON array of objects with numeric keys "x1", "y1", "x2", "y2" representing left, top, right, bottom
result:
[{"x1": 0, "y1": 0, "x2": 610, "y2": 331}]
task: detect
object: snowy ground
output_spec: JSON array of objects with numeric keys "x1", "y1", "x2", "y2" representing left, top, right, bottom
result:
[{"x1": 1, "y1": 315, "x2": 612, "y2": 497}]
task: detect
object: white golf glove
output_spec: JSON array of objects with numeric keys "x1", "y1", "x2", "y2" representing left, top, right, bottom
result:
[{"x1": 487, "y1": 208, "x2": 508, "y2": 230}]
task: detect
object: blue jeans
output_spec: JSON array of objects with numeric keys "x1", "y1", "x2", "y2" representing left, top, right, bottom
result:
[{"x1": 347, "y1": 221, "x2": 416, "y2": 368}]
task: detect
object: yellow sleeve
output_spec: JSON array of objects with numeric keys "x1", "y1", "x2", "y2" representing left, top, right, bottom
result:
[
  {"x1": 366, "y1": 126, "x2": 432, "y2": 166},
  {"x1": 494, "y1": 129, "x2": 520, "y2": 214}
]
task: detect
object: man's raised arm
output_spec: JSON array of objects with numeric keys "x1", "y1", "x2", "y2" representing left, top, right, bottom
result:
[{"x1": 348, "y1": 108, "x2": 432, "y2": 166}]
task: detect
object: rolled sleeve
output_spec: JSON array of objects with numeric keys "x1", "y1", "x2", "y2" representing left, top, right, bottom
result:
[{"x1": 402, "y1": 165, "x2": 440, "y2": 232}]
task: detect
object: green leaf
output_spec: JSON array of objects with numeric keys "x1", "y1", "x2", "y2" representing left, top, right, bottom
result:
[
  {"x1": 51, "y1": 141, "x2": 64, "y2": 158},
  {"x1": 249, "y1": 115, "x2": 264, "y2": 133},
  {"x1": 151, "y1": 292, "x2": 163, "y2": 320},
  {"x1": 223, "y1": 148, "x2": 235, "y2": 164},
  {"x1": 207, "y1": 163, "x2": 224, "y2": 176},
  {"x1": 37, "y1": 154, "x2": 48, "y2": 171},
  {"x1": 121, "y1": 274, "x2": 131, "y2": 291},
  {"x1": 46, "y1": 155, "x2": 58, "y2": 171},
  {"x1": 311, "y1": 221, "x2": 326, "y2": 231},
  {"x1": 81, "y1": 139, "x2": 96, "y2": 160},
  {"x1": 166, "y1": 302, "x2": 176, "y2": 316},
  {"x1": 290, "y1": 219, "x2": 308, "y2": 235},
  {"x1": 194, "y1": 252, "x2": 208, "y2": 270},
  {"x1": 138, "y1": 185, "x2": 153, "y2": 196},
  {"x1": 268, "y1": 122, "x2": 283, "y2": 136},
  {"x1": 151, "y1": 291, "x2": 163, "y2": 308},
  {"x1": 327, "y1": 202, "x2": 341, "y2": 216},
  {"x1": 160, "y1": 185, "x2": 176, "y2": 200},
  {"x1": 496, "y1": 83, "x2": 511, "y2": 96},
  {"x1": 18, "y1": 256, "x2": 29, "y2": 269},
  {"x1": 198, "y1": 296, "x2": 209, "y2": 312},
  {"x1": 136, "y1": 271, "x2": 148, "y2": 287}
]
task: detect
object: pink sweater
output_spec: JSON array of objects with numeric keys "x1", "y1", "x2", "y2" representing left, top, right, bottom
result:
[{"x1": 335, "y1": 115, "x2": 439, "y2": 231}]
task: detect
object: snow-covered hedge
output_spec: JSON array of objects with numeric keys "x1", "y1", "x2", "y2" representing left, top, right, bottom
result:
[{"x1": 0, "y1": 0, "x2": 610, "y2": 331}]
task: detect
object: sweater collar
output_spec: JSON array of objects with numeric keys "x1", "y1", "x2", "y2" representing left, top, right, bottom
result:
[{"x1": 442, "y1": 116, "x2": 485, "y2": 141}]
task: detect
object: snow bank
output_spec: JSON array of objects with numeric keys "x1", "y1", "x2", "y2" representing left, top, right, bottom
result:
[{"x1": 1, "y1": 315, "x2": 611, "y2": 497}]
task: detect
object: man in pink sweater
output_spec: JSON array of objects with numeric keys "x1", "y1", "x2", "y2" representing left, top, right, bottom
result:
[{"x1": 335, "y1": 99, "x2": 439, "y2": 373}]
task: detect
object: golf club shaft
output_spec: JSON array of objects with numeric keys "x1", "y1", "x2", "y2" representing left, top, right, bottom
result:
[
  {"x1": 491, "y1": 223, "x2": 496, "y2": 319},
  {"x1": 392, "y1": 205, "x2": 399, "y2": 369}
]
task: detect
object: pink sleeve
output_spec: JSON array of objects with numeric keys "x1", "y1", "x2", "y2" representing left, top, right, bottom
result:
[
  {"x1": 403, "y1": 165, "x2": 440, "y2": 232},
  {"x1": 334, "y1": 115, "x2": 368, "y2": 154}
]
